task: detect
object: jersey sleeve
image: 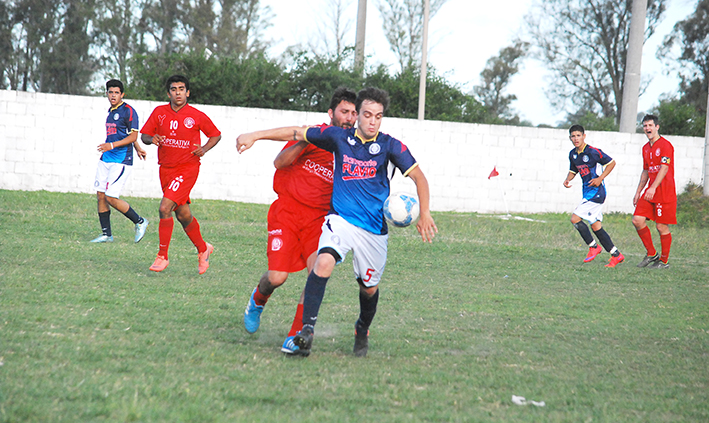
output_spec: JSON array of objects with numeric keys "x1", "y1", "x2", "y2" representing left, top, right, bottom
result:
[
  {"x1": 127, "y1": 105, "x2": 139, "y2": 133},
  {"x1": 595, "y1": 148, "x2": 613, "y2": 166},
  {"x1": 389, "y1": 137, "x2": 417, "y2": 176},
  {"x1": 198, "y1": 111, "x2": 221, "y2": 137},
  {"x1": 659, "y1": 141, "x2": 673, "y2": 165},
  {"x1": 304, "y1": 125, "x2": 339, "y2": 152},
  {"x1": 140, "y1": 108, "x2": 159, "y2": 136},
  {"x1": 568, "y1": 150, "x2": 578, "y2": 173}
]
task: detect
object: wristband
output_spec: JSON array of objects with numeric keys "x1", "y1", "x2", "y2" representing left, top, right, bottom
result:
[{"x1": 110, "y1": 143, "x2": 114, "y2": 150}]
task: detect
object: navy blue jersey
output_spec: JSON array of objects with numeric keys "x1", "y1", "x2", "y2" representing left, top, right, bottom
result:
[
  {"x1": 305, "y1": 125, "x2": 418, "y2": 234},
  {"x1": 102, "y1": 102, "x2": 139, "y2": 165},
  {"x1": 569, "y1": 144, "x2": 613, "y2": 203}
]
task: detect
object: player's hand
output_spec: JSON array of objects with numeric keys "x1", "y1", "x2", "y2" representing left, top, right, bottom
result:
[
  {"x1": 563, "y1": 180, "x2": 572, "y2": 188},
  {"x1": 416, "y1": 212, "x2": 438, "y2": 243},
  {"x1": 236, "y1": 133, "x2": 258, "y2": 154},
  {"x1": 588, "y1": 177, "x2": 602, "y2": 187},
  {"x1": 643, "y1": 186, "x2": 656, "y2": 201},
  {"x1": 151, "y1": 134, "x2": 166, "y2": 146},
  {"x1": 97, "y1": 143, "x2": 112, "y2": 153},
  {"x1": 191, "y1": 143, "x2": 206, "y2": 157},
  {"x1": 136, "y1": 149, "x2": 147, "y2": 160}
]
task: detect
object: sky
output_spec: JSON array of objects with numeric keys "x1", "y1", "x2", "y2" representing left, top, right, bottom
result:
[{"x1": 260, "y1": 0, "x2": 698, "y2": 126}]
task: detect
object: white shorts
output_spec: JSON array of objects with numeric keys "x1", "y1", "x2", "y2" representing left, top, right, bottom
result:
[
  {"x1": 317, "y1": 214, "x2": 388, "y2": 288},
  {"x1": 573, "y1": 200, "x2": 604, "y2": 224},
  {"x1": 94, "y1": 161, "x2": 132, "y2": 198}
]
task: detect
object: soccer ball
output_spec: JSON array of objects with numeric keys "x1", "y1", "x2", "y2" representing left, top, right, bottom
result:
[{"x1": 383, "y1": 193, "x2": 420, "y2": 227}]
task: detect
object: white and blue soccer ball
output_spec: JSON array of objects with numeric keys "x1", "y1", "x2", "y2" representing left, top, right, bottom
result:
[{"x1": 383, "y1": 193, "x2": 420, "y2": 227}]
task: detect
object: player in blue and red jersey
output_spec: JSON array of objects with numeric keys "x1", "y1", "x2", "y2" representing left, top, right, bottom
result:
[
  {"x1": 242, "y1": 88, "x2": 358, "y2": 357},
  {"x1": 237, "y1": 87, "x2": 438, "y2": 357},
  {"x1": 563, "y1": 125, "x2": 624, "y2": 267},
  {"x1": 632, "y1": 115, "x2": 676, "y2": 269},
  {"x1": 91, "y1": 79, "x2": 149, "y2": 244},
  {"x1": 141, "y1": 75, "x2": 222, "y2": 275}
]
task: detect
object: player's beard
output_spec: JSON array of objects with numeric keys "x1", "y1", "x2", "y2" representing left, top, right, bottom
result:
[{"x1": 332, "y1": 118, "x2": 354, "y2": 129}]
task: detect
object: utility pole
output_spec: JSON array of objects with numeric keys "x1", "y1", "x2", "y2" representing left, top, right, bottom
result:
[
  {"x1": 704, "y1": 83, "x2": 709, "y2": 195},
  {"x1": 355, "y1": 0, "x2": 367, "y2": 71},
  {"x1": 619, "y1": 0, "x2": 647, "y2": 133},
  {"x1": 417, "y1": 0, "x2": 430, "y2": 121}
]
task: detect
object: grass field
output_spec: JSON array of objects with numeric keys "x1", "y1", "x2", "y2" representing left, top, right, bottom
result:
[{"x1": 1, "y1": 189, "x2": 707, "y2": 422}]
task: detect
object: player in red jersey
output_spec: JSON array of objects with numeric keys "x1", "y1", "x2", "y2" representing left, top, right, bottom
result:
[
  {"x1": 242, "y1": 88, "x2": 358, "y2": 356},
  {"x1": 632, "y1": 114, "x2": 676, "y2": 269},
  {"x1": 140, "y1": 75, "x2": 222, "y2": 274}
]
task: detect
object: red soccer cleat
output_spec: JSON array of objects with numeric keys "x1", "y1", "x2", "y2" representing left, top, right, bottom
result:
[
  {"x1": 584, "y1": 245, "x2": 603, "y2": 262},
  {"x1": 605, "y1": 253, "x2": 625, "y2": 268}
]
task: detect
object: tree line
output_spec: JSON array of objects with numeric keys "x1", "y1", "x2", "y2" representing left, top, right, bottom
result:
[{"x1": 1, "y1": 0, "x2": 707, "y2": 134}]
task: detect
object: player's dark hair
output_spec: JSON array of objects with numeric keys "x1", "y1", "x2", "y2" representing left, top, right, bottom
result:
[
  {"x1": 642, "y1": 114, "x2": 659, "y2": 125},
  {"x1": 106, "y1": 79, "x2": 124, "y2": 93},
  {"x1": 356, "y1": 87, "x2": 390, "y2": 113},
  {"x1": 166, "y1": 74, "x2": 190, "y2": 92},
  {"x1": 329, "y1": 87, "x2": 357, "y2": 111},
  {"x1": 569, "y1": 124, "x2": 585, "y2": 134}
]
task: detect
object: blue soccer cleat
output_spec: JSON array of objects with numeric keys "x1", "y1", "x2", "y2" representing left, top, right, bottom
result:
[
  {"x1": 134, "y1": 218, "x2": 149, "y2": 243},
  {"x1": 244, "y1": 288, "x2": 264, "y2": 334},
  {"x1": 90, "y1": 234, "x2": 113, "y2": 243}
]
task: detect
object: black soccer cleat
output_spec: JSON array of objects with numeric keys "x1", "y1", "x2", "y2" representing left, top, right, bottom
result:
[
  {"x1": 293, "y1": 325, "x2": 314, "y2": 356},
  {"x1": 637, "y1": 253, "x2": 659, "y2": 268},
  {"x1": 353, "y1": 323, "x2": 369, "y2": 357}
]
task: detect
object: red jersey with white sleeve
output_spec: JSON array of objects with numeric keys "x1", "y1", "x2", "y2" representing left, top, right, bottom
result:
[
  {"x1": 273, "y1": 137, "x2": 333, "y2": 211},
  {"x1": 141, "y1": 104, "x2": 221, "y2": 167},
  {"x1": 642, "y1": 136, "x2": 676, "y2": 203}
]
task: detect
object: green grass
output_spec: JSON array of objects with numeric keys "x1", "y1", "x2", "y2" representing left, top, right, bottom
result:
[{"x1": 1, "y1": 190, "x2": 707, "y2": 422}]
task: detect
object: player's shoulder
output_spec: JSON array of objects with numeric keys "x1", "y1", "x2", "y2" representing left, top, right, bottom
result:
[{"x1": 658, "y1": 136, "x2": 674, "y2": 147}]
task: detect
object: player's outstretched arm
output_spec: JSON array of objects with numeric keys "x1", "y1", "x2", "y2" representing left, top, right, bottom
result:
[
  {"x1": 236, "y1": 126, "x2": 307, "y2": 154},
  {"x1": 407, "y1": 166, "x2": 438, "y2": 243}
]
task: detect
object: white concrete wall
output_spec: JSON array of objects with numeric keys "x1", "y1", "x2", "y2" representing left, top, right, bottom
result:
[{"x1": 1, "y1": 89, "x2": 705, "y2": 214}]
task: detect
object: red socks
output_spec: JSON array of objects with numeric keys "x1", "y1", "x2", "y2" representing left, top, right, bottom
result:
[
  {"x1": 660, "y1": 233, "x2": 672, "y2": 263},
  {"x1": 184, "y1": 217, "x2": 207, "y2": 253},
  {"x1": 288, "y1": 303, "x2": 304, "y2": 337},
  {"x1": 636, "y1": 226, "x2": 657, "y2": 257},
  {"x1": 253, "y1": 287, "x2": 271, "y2": 306},
  {"x1": 158, "y1": 218, "x2": 174, "y2": 258}
]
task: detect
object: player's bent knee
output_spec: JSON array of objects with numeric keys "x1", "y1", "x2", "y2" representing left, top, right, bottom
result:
[
  {"x1": 318, "y1": 247, "x2": 342, "y2": 263},
  {"x1": 268, "y1": 271, "x2": 288, "y2": 287}
]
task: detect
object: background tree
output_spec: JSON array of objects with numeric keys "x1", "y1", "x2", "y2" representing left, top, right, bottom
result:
[
  {"x1": 94, "y1": 0, "x2": 141, "y2": 84},
  {"x1": 139, "y1": 0, "x2": 182, "y2": 54},
  {"x1": 376, "y1": 0, "x2": 448, "y2": 71},
  {"x1": 525, "y1": 0, "x2": 666, "y2": 125},
  {"x1": 655, "y1": 0, "x2": 708, "y2": 136},
  {"x1": 306, "y1": 0, "x2": 353, "y2": 57},
  {"x1": 6, "y1": 0, "x2": 63, "y2": 91},
  {"x1": 38, "y1": 0, "x2": 97, "y2": 94},
  {"x1": 0, "y1": 1, "x2": 14, "y2": 89},
  {"x1": 473, "y1": 41, "x2": 529, "y2": 124}
]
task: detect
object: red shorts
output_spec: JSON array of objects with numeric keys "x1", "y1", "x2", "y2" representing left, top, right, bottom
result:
[
  {"x1": 267, "y1": 197, "x2": 328, "y2": 273},
  {"x1": 634, "y1": 198, "x2": 677, "y2": 225},
  {"x1": 159, "y1": 164, "x2": 199, "y2": 207}
]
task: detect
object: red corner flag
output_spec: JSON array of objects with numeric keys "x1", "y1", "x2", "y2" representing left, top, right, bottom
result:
[{"x1": 488, "y1": 166, "x2": 499, "y2": 179}]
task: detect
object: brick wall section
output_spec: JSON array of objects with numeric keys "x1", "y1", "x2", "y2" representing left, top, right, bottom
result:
[{"x1": 1, "y1": 89, "x2": 705, "y2": 214}]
